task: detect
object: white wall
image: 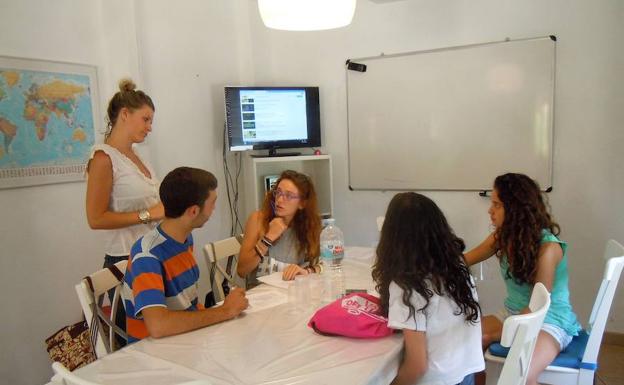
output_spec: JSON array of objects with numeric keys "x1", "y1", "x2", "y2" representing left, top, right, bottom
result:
[
  {"x1": 241, "y1": 0, "x2": 624, "y2": 329},
  {"x1": 1, "y1": 0, "x2": 622, "y2": 383},
  {"x1": 0, "y1": 1, "x2": 142, "y2": 384},
  {"x1": 132, "y1": 0, "x2": 256, "y2": 293}
]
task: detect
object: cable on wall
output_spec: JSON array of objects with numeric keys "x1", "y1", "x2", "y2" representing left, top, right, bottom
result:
[{"x1": 222, "y1": 123, "x2": 244, "y2": 236}]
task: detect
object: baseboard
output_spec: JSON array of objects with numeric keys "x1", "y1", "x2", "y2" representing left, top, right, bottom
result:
[{"x1": 603, "y1": 331, "x2": 624, "y2": 346}]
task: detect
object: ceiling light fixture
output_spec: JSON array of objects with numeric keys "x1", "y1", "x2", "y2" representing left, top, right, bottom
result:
[{"x1": 258, "y1": 0, "x2": 357, "y2": 31}]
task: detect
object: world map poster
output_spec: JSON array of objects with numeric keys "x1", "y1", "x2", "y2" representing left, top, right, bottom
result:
[{"x1": 0, "y1": 56, "x2": 99, "y2": 189}]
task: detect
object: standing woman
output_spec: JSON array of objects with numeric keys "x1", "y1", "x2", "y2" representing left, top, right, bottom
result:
[
  {"x1": 465, "y1": 173, "x2": 581, "y2": 385},
  {"x1": 237, "y1": 170, "x2": 322, "y2": 281},
  {"x1": 86, "y1": 78, "x2": 163, "y2": 274}
]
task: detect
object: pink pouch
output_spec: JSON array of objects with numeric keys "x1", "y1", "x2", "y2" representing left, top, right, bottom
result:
[{"x1": 308, "y1": 293, "x2": 394, "y2": 338}]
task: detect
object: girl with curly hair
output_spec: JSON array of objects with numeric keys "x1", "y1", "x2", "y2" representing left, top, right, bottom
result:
[
  {"x1": 465, "y1": 173, "x2": 581, "y2": 385},
  {"x1": 237, "y1": 170, "x2": 321, "y2": 281},
  {"x1": 373, "y1": 192, "x2": 484, "y2": 385}
]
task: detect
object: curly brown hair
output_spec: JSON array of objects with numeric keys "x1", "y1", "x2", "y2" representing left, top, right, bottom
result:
[
  {"x1": 260, "y1": 170, "x2": 321, "y2": 265},
  {"x1": 494, "y1": 173, "x2": 560, "y2": 284},
  {"x1": 372, "y1": 192, "x2": 480, "y2": 323}
]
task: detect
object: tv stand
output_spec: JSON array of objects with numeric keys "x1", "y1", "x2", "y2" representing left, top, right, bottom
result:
[{"x1": 251, "y1": 149, "x2": 302, "y2": 158}]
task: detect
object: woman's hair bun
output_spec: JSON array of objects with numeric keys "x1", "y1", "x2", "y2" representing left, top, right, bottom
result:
[{"x1": 118, "y1": 78, "x2": 136, "y2": 92}]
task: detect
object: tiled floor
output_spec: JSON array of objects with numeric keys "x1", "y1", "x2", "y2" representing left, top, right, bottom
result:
[{"x1": 596, "y1": 343, "x2": 624, "y2": 385}]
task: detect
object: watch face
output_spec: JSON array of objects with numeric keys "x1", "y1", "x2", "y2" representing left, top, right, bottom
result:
[{"x1": 139, "y1": 210, "x2": 150, "y2": 223}]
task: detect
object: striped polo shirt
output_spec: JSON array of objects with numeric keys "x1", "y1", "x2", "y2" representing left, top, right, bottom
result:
[{"x1": 122, "y1": 225, "x2": 201, "y2": 343}]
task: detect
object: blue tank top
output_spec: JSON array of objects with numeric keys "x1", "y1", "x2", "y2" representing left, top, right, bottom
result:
[{"x1": 500, "y1": 230, "x2": 582, "y2": 336}]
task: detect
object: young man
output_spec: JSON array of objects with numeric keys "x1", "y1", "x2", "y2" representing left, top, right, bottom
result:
[{"x1": 123, "y1": 167, "x2": 248, "y2": 342}]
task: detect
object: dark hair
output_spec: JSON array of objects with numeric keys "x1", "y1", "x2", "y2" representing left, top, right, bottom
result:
[
  {"x1": 260, "y1": 170, "x2": 321, "y2": 264},
  {"x1": 372, "y1": 192, "x2": 480, "y2": 323},
  {"x1": 160, "y1": 167, "x2": 217, "y2": 218},
  {"x1": 106, "y1": 78, "x2": 155, "y2": 138},
  {"x1": 494, "y1": 173, "x2": 560, "y2": 284}
]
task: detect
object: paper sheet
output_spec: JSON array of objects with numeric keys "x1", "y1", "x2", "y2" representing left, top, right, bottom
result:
[
  {"x1": 257, "y1": 271, "x2": 291, "y2": 289},
  {"x1": 244, "y1": 290, "x2": 288, "y2": 313}
]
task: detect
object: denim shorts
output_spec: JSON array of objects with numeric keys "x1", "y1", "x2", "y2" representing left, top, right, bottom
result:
[{"x1": 494, "y1": 307, "x2": 573, "y2": 350}]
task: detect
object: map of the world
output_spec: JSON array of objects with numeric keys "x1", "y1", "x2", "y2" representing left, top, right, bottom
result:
[{"x1": 0, "y1": 57, "x2": 97, "y2": 189}]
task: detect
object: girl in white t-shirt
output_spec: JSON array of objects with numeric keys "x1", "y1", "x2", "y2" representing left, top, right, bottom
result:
[{"x1": 372, "y1": 192, "x2": 485, "y2": 385}]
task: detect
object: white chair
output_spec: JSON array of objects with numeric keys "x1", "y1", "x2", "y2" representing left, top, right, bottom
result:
[
  {"x1": 75, "y1": 260, "x2": 127, "y2": 359},
  {"x1": 486, "y1": 239, "x2": 624, "y2": 385},
  {"x1": 536, "y1": 239, "x2": 624, "y2": 385},
  {"x1": 376, "y1": 216, "x2": 384, "y2": 232},
  {"x1": 485, "y1": 282, "x2": 551, "y2": 385},
  {"x1": 203, "y1": 236, "x2": 242, "y2": 303}
]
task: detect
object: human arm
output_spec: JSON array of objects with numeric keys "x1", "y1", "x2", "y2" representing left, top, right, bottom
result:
[
  {"x1": 237, "y1": 211, "x2": 288, "y2": 277},
  {"x1": 141, "y1": 287, "x2": 248, "y2": 338},
  {"x1": 464, "y1": 233, "x2": 497, "y2": 266},
  {"x1": 281, "y1": 264, "x2": 309, "y2": 281},
  {"x1": 85, "y1": 151, "x2": 164, "y2": 229},
  {"x1": 237, "y1": 211, "x2": 265, "y2": 277},
  {"x1": 387, "y1": 282, "x2": 429, "y2": 384},
  {"x1": 518, "y1": 242, "x2": 563, "y2": 314},
  {"x1": 281, "y1": 257, "x2": 322, "y2": 280},
  {"x1": 390, "y1": 329, "x2": 428, "y2": 385}
]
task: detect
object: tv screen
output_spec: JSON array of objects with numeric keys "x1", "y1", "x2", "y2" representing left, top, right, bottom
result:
[{"x1": 225, "y1": 86, "x2": 321, "y2": 155}]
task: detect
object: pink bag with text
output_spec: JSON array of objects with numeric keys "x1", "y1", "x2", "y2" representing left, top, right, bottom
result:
[{"x1": 307, "y1": 293, "x2": 393, "y2": 338}]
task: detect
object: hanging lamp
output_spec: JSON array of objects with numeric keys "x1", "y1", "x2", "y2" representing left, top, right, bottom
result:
[{"x1": 258, "y1": 0, "x2": 357, "y2": 31}]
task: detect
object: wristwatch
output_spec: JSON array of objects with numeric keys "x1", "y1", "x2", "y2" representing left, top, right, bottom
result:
[{"x1": 138, "y1": 209, "x2": 151, "y2": 224}]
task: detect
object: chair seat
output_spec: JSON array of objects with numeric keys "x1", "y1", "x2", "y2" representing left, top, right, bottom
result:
[{"x1": 489, "y1": 329, "x2": 590, "y2": 370}]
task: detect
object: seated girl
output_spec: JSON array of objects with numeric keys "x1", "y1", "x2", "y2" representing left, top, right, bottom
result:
[
  {"x1": 237, "y1": 170, "x2": 322, "y2": 281},
  {"x1": 465, "y1": 173, "x2": 581, "y2": 385},
  {"x1": 372, "y1": 192, "x2": 484, "y2": 385}
]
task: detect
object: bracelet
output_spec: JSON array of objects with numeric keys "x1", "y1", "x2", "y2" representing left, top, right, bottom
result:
[
  {"x1": 261, "y1": 236, "x2": 273, "y2": 248},
  {"x1": 254, "y1": 244, "x2": 265, "y2": 261}
]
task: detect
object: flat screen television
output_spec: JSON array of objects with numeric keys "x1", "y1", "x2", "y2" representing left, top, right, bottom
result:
[{"x1": 225, "y1": 86, "x2": 321, "y2": 156}]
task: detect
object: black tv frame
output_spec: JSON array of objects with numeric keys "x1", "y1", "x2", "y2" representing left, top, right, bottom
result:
[{"x1": 225, "y1": 86, "x2": 321, "y2": 157}]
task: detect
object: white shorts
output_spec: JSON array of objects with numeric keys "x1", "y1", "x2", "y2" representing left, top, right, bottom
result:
[{"x1": 494, "y1": 307, "x2": 573, "y2": 351}]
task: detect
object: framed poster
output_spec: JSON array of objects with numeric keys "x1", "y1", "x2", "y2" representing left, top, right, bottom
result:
[{"x1": 0, "y1": 56, "x2": 99, "y2": 189}]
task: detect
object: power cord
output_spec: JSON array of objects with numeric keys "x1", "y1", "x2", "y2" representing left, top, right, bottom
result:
[{"x1": 222, "y1": 123, "x2": 244, "y2": 236}]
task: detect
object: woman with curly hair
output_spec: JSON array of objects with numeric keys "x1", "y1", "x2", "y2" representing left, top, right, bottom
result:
[
  {"x1": 465, "y1": 173, "x2": 581, "y2": 385},
  {"x1": 373, "y1": 192, "x2": 484, "y2": 385},
  {"x1": 237, "y1": 170, "x2": 321, "y2": 281}
]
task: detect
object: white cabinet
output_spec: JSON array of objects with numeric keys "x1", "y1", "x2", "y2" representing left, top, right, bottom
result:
[{"x1": 243, "y1": 154, "x2": 333, "y2": 218}]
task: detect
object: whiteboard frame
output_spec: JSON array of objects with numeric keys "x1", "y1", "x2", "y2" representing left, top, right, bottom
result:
[{"x1": 345, "y1": 36, "x2": 556, "y2": 192}]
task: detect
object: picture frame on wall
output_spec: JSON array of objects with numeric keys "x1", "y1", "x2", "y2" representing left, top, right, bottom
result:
[{"x1": 0, "y1": 55, "x2": 99, "y2": 189}]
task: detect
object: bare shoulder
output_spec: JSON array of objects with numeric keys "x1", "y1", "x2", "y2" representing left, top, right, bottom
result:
[
  {"x1": 250, "y1": 210, "x2": 265, "y2": 222},
  {"x1": 87, "y1": 150, "x2": 112, "y2": 172},
  {"x1": 247, "y1": 210, "x2": 266, "y2": 227},
  {"x1": 539, "y1": 241, "x2": 563, "y2": 262}
]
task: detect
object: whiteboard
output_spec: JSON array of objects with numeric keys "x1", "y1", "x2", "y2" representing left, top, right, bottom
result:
[{"x1": 346, "y1": 36, "x2": 555, "y2": 191}]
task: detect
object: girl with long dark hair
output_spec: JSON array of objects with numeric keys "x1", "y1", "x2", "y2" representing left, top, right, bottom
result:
[
  {"x1": 373, "y1": 192, "x2": 483, "y2": 385},
  {"x1": 465, "y1": 173, "x2": 581, "y2": 385}
]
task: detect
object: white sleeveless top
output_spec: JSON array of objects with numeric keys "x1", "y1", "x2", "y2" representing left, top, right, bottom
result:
[{"x1": 88, "y1": 143, "x2": 160, "y2": 256}]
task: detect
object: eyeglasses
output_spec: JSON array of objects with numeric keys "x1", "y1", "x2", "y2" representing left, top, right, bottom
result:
[{"x1": 272, "y1": 189, "x2": 301, "y2": 201}]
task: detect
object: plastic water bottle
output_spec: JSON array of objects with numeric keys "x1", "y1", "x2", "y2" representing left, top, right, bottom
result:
[{"x1": 320, "y1": 218, "x2": 345, "y2": 300}]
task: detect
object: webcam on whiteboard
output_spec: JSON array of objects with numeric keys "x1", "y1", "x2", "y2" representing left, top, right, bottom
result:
[{"x1": 346, "y1": 60, "x2": 367, "y2": 72}]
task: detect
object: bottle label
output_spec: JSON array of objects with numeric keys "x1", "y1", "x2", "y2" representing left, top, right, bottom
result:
[{"x1": 321, "y1": 244, "x2": 344, "y2": 259}]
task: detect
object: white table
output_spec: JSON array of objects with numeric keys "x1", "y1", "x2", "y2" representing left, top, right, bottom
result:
[{"x1": 48, "y1": 248, "x2": 402, "y2": 385}]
